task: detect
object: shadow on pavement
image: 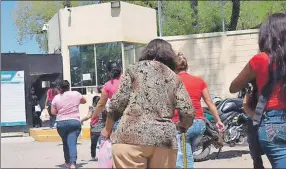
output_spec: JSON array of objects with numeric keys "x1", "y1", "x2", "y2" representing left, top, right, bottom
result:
[
  {"x1": 208, "y1": 150, "x2": 250, "y2": 160},
  {"x1": 56, "y1": 162, "x2": 88, "y2": 168}
]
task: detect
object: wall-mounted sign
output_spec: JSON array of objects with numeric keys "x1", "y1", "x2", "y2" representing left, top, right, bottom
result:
[
  {"x1": 1, "y1": 71, "x2": 26, "y2": 126},
  {"x1": 82, "y1": 73, "x2": 91, "y2": 81}
]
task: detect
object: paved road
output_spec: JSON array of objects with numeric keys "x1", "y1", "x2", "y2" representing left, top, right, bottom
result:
[{"x1": 1, "y1": 137, "x2": 271, "y2": 168}]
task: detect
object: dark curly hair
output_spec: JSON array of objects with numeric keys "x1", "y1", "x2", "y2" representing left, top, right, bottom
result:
[
  {"x1": 107, "y1": 61, "x2": 122, "y2": 79},
  {"x1": 139, "y1": 39, "x2": 177, "y2": 70},
  {"x1": 59, "y1": 80, "x2": 70, "y2": 94}
]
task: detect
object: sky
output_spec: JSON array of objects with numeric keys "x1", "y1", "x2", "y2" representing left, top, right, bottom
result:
[{"x1": 1, "y1": 1, "x2": 41, "y2": 54}]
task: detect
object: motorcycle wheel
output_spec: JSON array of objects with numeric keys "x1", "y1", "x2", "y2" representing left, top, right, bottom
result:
[{"x1": 193, "y1": 145, "x2": 211, "y2": 162}]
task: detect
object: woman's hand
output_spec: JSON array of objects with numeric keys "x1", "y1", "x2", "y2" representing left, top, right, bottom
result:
[
  {"x1": 242, "y1": 93, "x2": 255, "y2": 119},
  {"x1": 243, "y1": 93, "x2": 250, "y2": 108},
  {"x1": 216, "y1": 121, "x2": 225, "y2": 132},
  {"x1": 101, "y1": 127, "x2": 111, "y2": 140}
]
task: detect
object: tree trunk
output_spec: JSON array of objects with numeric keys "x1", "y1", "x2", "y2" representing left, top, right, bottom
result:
[
  {"x1": 190, "y1": 0, "x2": 198, "y2": 27},
  {"x1": 229, "y1": 0, "x2": 240, "y2": 31}
]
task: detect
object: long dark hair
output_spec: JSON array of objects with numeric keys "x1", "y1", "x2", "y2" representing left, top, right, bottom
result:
[
  {"x1": 139, "y1": 39, "x2": 177, "y2": 70},
  {"x1": 92, "y1": 96, "x2": 100, "y2": 105},
  {"x1": 50, "y1": 81, "x2": 58, "y2": 96},
  {"x1": 59, "y1": 80, "x2": 70, "y2": 94},
  {"x1": 259, "y1": 13, "x2": 286, "y2": 100},
  {"x1": 107, "y1": 61, "x2": 122, "y2": 79}
]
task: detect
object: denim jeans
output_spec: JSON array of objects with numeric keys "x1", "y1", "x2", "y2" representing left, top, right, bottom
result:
[
  {"x1": 258, "y1": 110, "x2": 286, "y2": 168},
  {"x1": 57, "y1": 120, "x2": 81, "y2": 165},
  {"x1": 176, "y1": 119, "x2": 206, "y2": 168},
  {"x1": 113, "y1": 119, "x2": 120, "y2": 132},
  {"x1": 246, "y1": 118, "x2": 265, "y2": 169}
]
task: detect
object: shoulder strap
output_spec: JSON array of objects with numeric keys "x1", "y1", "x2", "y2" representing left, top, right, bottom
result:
[{"x1": 253, "y1": 60, "x2": 278, "y2": 126}]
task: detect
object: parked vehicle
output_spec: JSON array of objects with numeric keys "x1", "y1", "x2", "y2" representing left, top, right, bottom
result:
[{"x1": 193, "y1": 86, "x2": 250, "y2": 162}]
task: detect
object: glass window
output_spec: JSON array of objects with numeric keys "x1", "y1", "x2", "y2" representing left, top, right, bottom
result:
[
  {"x1": 70, "y1": 45, "x2": 96, "y2": 87},
  {"x1": 69, "y1": 42, "x2": 145, "y2": 88},
  {"x1": 124, "y1": 43, "x2": 135, "y2": 69},
  {"x1": 135, "y1": 44, "x2": 145, "y2": 62},
  {"x1": 95, "y1": 42, "x2": 122, "y2": 86}
]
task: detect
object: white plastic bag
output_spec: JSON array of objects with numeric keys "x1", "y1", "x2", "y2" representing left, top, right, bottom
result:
[
  {"x1": 35, "y1": 104, "x2": 41, "y2": 112},
  {"x1": 96, "y1": 141, "x2": 100, "y2": 158},
  {"x1": 98, "y1": 139, "x2": 113, "y2": 168},
  {"x1": 40, "y1": 109, "x2": 50, "y2": 122}
]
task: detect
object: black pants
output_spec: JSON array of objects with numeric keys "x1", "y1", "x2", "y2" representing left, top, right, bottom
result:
[
  {"x1": 33, "y1": 111, "x2": 42, "y2": 127},
  {"x1": 247, "y1": 118, "x2": 265, "y2": 169},
  {"x1": 90, "y1": 132, "x2": 100, "y2": 158}
]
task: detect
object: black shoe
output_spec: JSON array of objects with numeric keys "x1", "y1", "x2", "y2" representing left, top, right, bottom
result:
[{"x1": 91, "y1": 157, "x2": 98, "y2": 161}]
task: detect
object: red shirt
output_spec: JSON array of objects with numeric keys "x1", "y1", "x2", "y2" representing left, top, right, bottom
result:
[
  {"x1": 172, "y1": 110, "x2": 179, "y2": 123},
  {"x1": 172, "y1": 72, "x2": 207, "y2": 122},
  {"x1": 249, "y1": 52, "x2": 286, "y2": 110},
  {"x1": 47, "y1": 88, "x2": 60, "y2": 102}
]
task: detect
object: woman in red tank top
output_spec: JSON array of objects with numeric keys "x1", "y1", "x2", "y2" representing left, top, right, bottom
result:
[
  {"x1": 175, "y1": 53, "x2": 224, "y2": 168},
  {"x1": 45, "y1": 82, "x2": 60, "y2": 128},
  {"x1": 230, "y1": 13, "x2": 286, "y2": 168}
]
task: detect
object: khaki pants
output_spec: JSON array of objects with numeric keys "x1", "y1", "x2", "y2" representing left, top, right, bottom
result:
[{"x1": 112, "y1": 144, "x2": 177, "y2": 168}]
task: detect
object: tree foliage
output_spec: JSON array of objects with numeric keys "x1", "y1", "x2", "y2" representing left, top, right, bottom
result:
[
  {"x1": 13, "y1": 1, "x2": 286, "y2": 53},
  {"x1": 12, "y1": 1, "x2": 95, "y2": 53}
]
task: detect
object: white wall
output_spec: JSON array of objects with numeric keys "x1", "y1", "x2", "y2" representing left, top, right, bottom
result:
[{"x1": 47, "y1": 13, "x2": 60, "y2": 54}]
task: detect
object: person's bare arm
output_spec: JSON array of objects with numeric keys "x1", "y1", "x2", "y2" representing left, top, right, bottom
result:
[
  {"x1": 242, "y1": 93, "x2": 255, "y2": 119},
  {"x1": 51, "y1": 105, "x2": 57, "y2": 115},
  {"x1": 45, "y1": 91, "x2": 49, "y2": 108},
  {"x1": 91, "y1": 92, "x2": 109, "y2": 119},
  {"x1": 81, "y1": 110, "x2": 92, "y2": 123},
  {"x1": 230, "y1": 63, "x2": 256, "y2": 93},
  {"x1": 80, "y1": 96, "x2": 87, "y2": 104},
  {"x1": 202, "y1": 88, "x2": 221, "y2": 123}
]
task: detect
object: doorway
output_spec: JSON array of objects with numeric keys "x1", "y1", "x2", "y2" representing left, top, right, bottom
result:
[{"x1": 29, "y1": 73, "x2": 62, "y2": 128}]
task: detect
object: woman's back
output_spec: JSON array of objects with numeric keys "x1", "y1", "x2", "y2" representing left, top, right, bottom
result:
[
  {"x1": 102, "y1": 79, "x2": 120, "y2": 99},
  {"x1": 178, "y1": 72, "x2": 207, "y2": 119},
  {"x1": 47, "y1": 88, "x2": 59, "y2": 101},
  {"x1": 249, "y1": 52, "x2": 286, "y2": 110},
  {"x1": 110, "y1": 60, "x2": 194, "y2": 149},
  {"x1": 52, "y1": 91, "x2": 82, "y2": 121}
]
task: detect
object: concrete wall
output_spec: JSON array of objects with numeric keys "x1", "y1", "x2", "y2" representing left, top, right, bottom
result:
[
  {"x1": 121, "y1": 3, "x2": 157, "y2": 44},
  {"x1": 163, "y1": 29, "x2": 259, "y2": 98},
  {"x1": 47, "y1": 13, "x2": 61, "y2": 54}
]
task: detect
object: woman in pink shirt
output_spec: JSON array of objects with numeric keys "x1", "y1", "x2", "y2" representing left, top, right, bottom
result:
[
  {"x1": 91, "y1": 61, "x2": 122, "y2": 131},
  {"x1": 51, "y1": 80, "x2": 86, "y2": 169}
]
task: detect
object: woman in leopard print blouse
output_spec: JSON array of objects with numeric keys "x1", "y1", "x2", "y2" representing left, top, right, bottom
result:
[{"x1": 101, "y1": 39, "x2": 195, "y2": 168}]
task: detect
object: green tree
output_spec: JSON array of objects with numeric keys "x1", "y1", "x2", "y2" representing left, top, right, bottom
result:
[
  {"x1": 237, "y1": 1, "x2": 286, "y2": 30},
  {"x1": 12, "y1": 1, "x2": 95, "y2": 53},
  {"x1": 13, "y1": 1, "x2": 286, "y2": 53}
]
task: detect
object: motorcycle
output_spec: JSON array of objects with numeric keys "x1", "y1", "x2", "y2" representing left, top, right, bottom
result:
[{"x1": 193, "y1": 86, "x2": 250, "y2": 162}]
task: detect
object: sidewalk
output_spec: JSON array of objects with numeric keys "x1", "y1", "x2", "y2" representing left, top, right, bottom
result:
[{"x1": 1, "y1": 137, "x2": 271, "y2": 168}]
